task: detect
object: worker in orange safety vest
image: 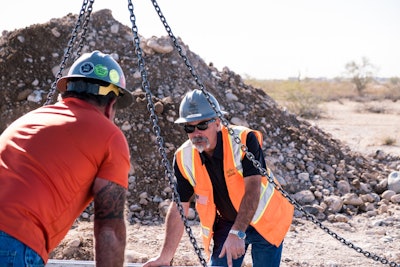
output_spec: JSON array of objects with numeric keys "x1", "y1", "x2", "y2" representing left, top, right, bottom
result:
[{"x1": 143, "y1": 89, "x2": 294, "y2": 267}]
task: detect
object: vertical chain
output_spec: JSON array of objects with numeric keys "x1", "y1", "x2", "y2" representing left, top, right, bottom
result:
[
  {"x1": 75, "y1": 0, "x2": 95, "y2": 58},
  {"x1": 127, "y1": 1, "x2": 208, "y2": 266},
  {"x1": 44, "y1": 0, "x2": 94, "y2": 106}
]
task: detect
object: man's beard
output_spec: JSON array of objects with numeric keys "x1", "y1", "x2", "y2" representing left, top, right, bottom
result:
[{"x1": 190, "y1": 136, "x2": 210, "y2": 153}]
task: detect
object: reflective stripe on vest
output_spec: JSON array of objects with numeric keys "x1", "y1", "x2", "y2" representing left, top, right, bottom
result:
[
  {"x1": 222, "y1": 126, "x2": 275, "y2": 224},
  {"x1": 253, "y1": 168, "x2": 275, "y2": 224},
  {"x1": 176, "y1": 140, "x2": 197, "y2": 187}
]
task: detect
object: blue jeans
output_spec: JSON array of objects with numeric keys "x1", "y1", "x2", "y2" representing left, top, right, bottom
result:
[
  {"x1": 210, "y1": 217, "x2": 283, "y2": 267},
  {"x1": 0, "y1": 230, "x2": 44, "y2": 267}
]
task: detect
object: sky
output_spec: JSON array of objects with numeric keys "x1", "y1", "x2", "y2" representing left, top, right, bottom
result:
[{"x1": 1, "y1": 0, "x2": 399, "y2": 80}]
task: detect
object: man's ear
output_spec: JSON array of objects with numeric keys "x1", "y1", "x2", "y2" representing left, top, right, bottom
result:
[
  {"x1": 104, "y1": 98, "x2": 117, "y2": 119},
  {"x1": 216, "y1": 118, "x2": 222, "y2": 128}
]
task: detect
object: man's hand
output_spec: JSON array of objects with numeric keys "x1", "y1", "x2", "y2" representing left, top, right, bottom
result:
[
  {"x1": 143, "y1": 202, "x2": 190, "y2": 267},
  {"x1": 143, "y1": 256, "x2": 172, "y2": 267},
  {"x1": 219, "y1": 233, "x2": 246, "y2": 267}
]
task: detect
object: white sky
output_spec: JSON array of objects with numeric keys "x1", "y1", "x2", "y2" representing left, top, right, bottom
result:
[{"x1": 1, "y1": 0, "x2": 399, "y2": 79}]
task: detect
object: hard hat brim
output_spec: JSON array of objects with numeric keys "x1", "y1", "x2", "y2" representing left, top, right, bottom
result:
[
  {"x1": 56, "y1": 75, "x2": 85, "y2": 92},
  {"x1": 116, "y1": 89, "x2": 133, "y2": 109},
  {"x1": 174, "y1": 110, "x2": 227, "y2": 124}
]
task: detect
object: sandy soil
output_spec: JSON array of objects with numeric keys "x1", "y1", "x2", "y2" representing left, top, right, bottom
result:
[
  {"x1": 308, "y1": 99, "x2": 400, "y2": 157},
  {"x1": 51, "y1": 99, "x2": 400, "y2": 267},
  {"x1": 55, "y1": 206, "x2": 400, "y2": 267}
]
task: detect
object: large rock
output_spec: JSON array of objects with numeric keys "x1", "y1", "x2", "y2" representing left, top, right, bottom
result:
[{"x1": 388, "y1": 171, "x2": 400, "y2": 193}]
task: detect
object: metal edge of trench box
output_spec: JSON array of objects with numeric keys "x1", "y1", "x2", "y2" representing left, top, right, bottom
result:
[
  {"x1": 46, "y1": 259, "x2": 208, "y2": 267},
  {"x1": 46, "y1": 259, "x2": 142, "y2": 266}
]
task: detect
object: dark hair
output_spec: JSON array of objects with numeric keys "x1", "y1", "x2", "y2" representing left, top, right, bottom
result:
[{"x1": 61, "y1": 78, "x2": 117, "y2": 107}]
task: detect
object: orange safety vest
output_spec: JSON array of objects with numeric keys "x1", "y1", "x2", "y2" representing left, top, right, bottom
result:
[{"x1": 175, "y1": 125, "x2": 294, "y2": 258}]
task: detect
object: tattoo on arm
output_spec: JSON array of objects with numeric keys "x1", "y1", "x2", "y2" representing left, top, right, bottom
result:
[{"x1": 94, "y1": 181, "x2": 126, "y2": 220}]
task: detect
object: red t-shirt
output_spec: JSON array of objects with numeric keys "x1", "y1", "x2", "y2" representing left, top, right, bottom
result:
[{"x1": 0, "y1": 98, "x2": 130, "y2": 262}]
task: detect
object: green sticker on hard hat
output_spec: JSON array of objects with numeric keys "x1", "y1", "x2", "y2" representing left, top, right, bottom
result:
[
  {"x1": 94, "y1": 64, "x2": 108, "y2": 78},
  {"x1": 109, "y1": 69, "x2": 120, "y2": 84}
]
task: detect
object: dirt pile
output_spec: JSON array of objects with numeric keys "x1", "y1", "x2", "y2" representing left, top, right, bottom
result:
[{"x1": 1, "y1": 9, "x2": 399, "y2": 228}]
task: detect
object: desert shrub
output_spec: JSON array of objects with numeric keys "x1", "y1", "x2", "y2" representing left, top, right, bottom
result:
[
  {"x1": 286, "y1": 89, "x2": 324, "y2": 119},
  {"x1": 382, "y1": 136, "x2": 396, "y2": 146},
  {"x1": 244, "y1": 79, "x2": 326, "y2": 119},
  {"x1": 362, "y1": 103, "x2": 387, "y2": 114}
]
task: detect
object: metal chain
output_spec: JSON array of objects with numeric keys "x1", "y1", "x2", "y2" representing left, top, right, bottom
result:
[
  {"x1": 149, "y1": 1, "x2": 399, "y2": 266},
  {"x1": 44, "y1": 0, "x2": 94, "y2": 106},
  {"x1": 127, "y1": 1, "x2": 208, "y2": 266}
]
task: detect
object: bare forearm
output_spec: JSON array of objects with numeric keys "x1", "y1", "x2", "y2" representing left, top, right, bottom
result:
[
  {"x1": 95, "y1": 221, "x2": 126, "y2": 266},
  {"x1": 233, "y1": 175, "x2": 261, "y2": 231},
  {"x1": 143, "y1": 202, "x2": 189, "y2": 267},
  {"x1": 160, "y1": 202, "x2": 188, "y2": 262},
  {"x1": 92, "y1": 179, "x2": 127, "y2": 266}
]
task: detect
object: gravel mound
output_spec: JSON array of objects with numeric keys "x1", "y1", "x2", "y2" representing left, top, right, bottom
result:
[{"x1": 1, "y1": 9, "x2": 399, "y2": 227}]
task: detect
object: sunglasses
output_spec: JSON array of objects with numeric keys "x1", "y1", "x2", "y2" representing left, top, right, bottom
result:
[{"x1": 183, "y1": 118, "x2": 216, "y2": 134}]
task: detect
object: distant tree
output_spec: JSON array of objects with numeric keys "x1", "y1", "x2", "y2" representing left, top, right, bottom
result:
[{"x1": 345, "y1": 57, "x2": 376, "y2": 96}]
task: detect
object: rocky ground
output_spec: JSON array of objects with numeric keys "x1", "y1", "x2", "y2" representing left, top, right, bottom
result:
[
  {"x1": 52, "y1": 205, "x2": 400, "y2": 267},
  {"x1": 1, "y1": 8, "x2": 399, "y2": 267}
]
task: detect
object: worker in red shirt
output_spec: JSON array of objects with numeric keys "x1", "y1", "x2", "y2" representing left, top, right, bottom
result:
[{"x1": 0, "y1": 50, "x2": 133, "y2": 267}]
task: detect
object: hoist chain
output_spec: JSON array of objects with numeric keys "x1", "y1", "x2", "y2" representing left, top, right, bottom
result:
[
  {"x1": 127, "y1": 1, "x2": 208, "y2": 267},
  {"x1": 149, "y1": 1, "x2": 399, "y2": 266},
  {"x1": 44, "y1": 0, "x2": 94, "y2": 106}
]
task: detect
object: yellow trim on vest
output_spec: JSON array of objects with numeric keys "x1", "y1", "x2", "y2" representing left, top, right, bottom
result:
[
  {"x1": 178, "y1": 141, "x2": 196, "y2": 186},
  {"x1": 201, "y1": 224, "x2": 211, "y2": 238},
  {"x1": 252, "y1": 178, "x2": 274, "y2": 224}
]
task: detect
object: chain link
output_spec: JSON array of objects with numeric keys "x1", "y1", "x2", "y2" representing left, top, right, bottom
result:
[
  {"x1": 127, "y1": 1, "x2": 208, "y2": 266},
  {"x1": 44, "y1": 0, "x2": 94, "y2": 106},
  {"x1": 149, "y1": 1, "x2": 399, "y2": 266}
]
